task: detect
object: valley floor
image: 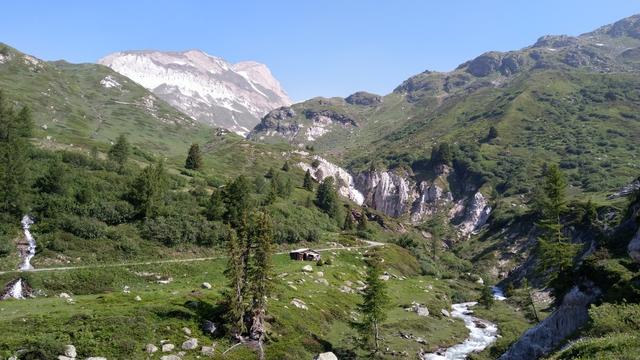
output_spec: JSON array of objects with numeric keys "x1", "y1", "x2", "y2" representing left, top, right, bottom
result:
[{"x1": 0, "y1": 244, "x2": 532, "y2": 360}]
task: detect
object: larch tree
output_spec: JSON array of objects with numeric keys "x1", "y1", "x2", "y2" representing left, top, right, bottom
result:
[
  {"x1": 354, "y1": 251, "x2": 390, "y2": 353},
  {"x1": 534, "y1": 163, "x2": 580, "y2": 297},
  {"x1": 185, "y1": 143, "x2": 203, "y2": 170}
]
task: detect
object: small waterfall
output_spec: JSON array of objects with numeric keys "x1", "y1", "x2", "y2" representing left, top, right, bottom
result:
[
  {"x1": 1, "y1": 278, "x2": 30, "y2": 300},
  {"x1": 20, "y1": 215, "x2": 36, "y2": 270},
  {"x1": 8, "y1": 279, "x2": 24, "y2": 299}
]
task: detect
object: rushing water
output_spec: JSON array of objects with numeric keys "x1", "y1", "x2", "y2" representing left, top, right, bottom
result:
[
  {"x1": 421, "y1": 287, "x2": 507, "y2": 360},
  {"x1": 19, "y1": 215, "x2": 36, "y2": 270},
  {"x1": 421, "y1": 302, "x2": 498, "y2": 360},
  {"x1": 7, "y1": 279, "x2": 24, "y2": 299}
]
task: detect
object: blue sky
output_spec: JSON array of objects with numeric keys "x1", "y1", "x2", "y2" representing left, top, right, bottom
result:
[{"x1": 2, "y1": 1, "x2": 639, "y2": 101}]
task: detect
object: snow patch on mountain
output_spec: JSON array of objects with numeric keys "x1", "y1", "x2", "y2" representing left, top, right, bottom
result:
[{"x1": 98, "y1": 50, "x2": 291, "y2": 135}]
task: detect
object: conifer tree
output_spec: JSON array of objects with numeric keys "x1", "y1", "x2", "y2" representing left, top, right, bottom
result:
[
  {"x1": 37, "y1": 157, "x2": 68, "y2": 195},
  {"x1": 281, "y1": 160, "x2": 290, "y2": 172},
  {"x1": 247, "y1": 212, "x2": 273, "y2": 344},
  {"x1": 357, "y1": 214, "x2": 369, "y2": 231},
  {"x1": 343, "y1": 209, "x2": 355, "y2": 231},
  {"x1": 263, "y1": 179, "x2": 278, "y2": 205},
  {"x1": 224, "y1": 227, "x2": 246, "y2": 338},
  {"x1": 354, "y1": 251, "x2": 390, "y2": 353},
  {"x1": 487, "y1": 126, "x2": 499, "y2": 140},
  {"x1": 108, "y1": 134, "x2": 130, "y2": 171},
  {"x1": 0, "y1": 97, "x2": 32, "y2": 216},
  {"x1": 185, "y1": 143, "x2": 203, "y2": 170},
  {"x1": 303, "y1": 169, "x2": 314, "y2": 191},
  {"x1": 315, "y1": 177, "x2": 340, "y2": 219},
  {"x1": 207, "y1": 189, "x2": 226, "y2": 220},
  {"x1": 224, "y1": 175, "x2": 252, "y2": 227},
  {"x1": 128, "y1": 160, "x2": 167, "y2": 218},
  {"x1": 479, "y1": 285, "x2": 494, "y2": 309},
  {"x1": 534, "y1": 163, "x2": 579, "y2": 296}
]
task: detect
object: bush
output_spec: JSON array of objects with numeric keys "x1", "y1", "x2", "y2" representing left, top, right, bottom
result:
[{"x1": 61, "y1": 216, "x2": 108, "y2": 239}]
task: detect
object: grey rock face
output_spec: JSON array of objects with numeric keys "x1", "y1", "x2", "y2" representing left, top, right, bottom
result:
[
  {"x1": 303, "y1": 109, "x2": 357, "y2": 126},
  {"x1": 533, "y1": 35, "x2": 579, "y2": 48},
  {"x1": 355, "y1": 170, "x2": 414, "y2": 217},
  {"x1": 202, "y1": 320, "x2": 217, "y2": 335},
  {"x1": 63, "y1": 345, "x2": 76, "y2": 358},
  {"x1": 345, "y1": 91, "x2": 382, "y2": 106},
  {"x1": 499, "y1": 285, "x2": 601, "y2": 360},
  {"x1": 467, "y1": 52, "x2": 503, "y2": 77},
  {"x1": 98, "y1": 50, "x2": 291, "y2": 136}
]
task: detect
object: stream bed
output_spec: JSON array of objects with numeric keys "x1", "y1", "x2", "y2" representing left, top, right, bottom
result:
[{"x1": 421, "y1": 287, "x2": 506, "y2": 360}]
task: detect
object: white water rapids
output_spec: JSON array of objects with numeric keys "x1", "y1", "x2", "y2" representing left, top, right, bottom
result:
[
  {"x1": 421, "y1": 287, "x2": 506, "y2": 360},
  {"x1": 19, "y1": 215, "x2": 36, "y2": 270}
]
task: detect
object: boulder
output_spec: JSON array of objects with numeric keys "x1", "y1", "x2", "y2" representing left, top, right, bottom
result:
[
  {"x1": 314, "y1": 352, "x2": 338, "y2": 360},
  {"x1": 145, "y1": 344, "x2": 158, "y2": 353},
  {"x1": 134, "y1": 295, "x2": 142, "y2": 301},
  {"x1": 182, "y1": 327, "x2": 192, "y2": 335},
  {"x1": 407, "y1": 302, "x2": 429, "y2": 317},
  {"x1": 291, "y1": 298, "x2": 308, "y2": 310},
  {"x1": 302, "y1": 265, "x2": 313, "y2": 272},
  {"x1": 160, "y1": 356, "x2": 181, "y2": 360},
  {"x1": 201, "y1": 345, "x2": 216, "y2": 357},
  {"x1": 86, "y1": 358, "x2": 107, "y2": 360},
  {"x1": 378, "y1": 274, "x2": 390, "y2": 281},
  {"x1": 201, "y1": 282, "x2": 212, "y2": 289},
  {"x1": 162, "y1": 343, "x2": 175, "y2": 352},
  {"x1": 57, "y1": 357, "x2": 74, "y2": 360},
  {"x1": 182, "y1": 338, "x2": 198, "y2": 350},
  {"x1": 441, "y1": 309, "x2": 450, "y2": 317},
  {"x1": 63, "y1": 345, "x2": 77, "y2": 358},
  {"x1": 202, "y1": 320, "x2": 217, "y2": 335}
]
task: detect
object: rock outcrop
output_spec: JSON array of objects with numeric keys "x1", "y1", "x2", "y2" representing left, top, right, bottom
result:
[
  {"x1": 455, "y1": 192, "x2": 492, "y2": 237},
  {"x1": 355, "y1": 170, "x2": 414, "y2": 217},
  {"x1": 298, "y1": 156, "x2": 364, "y2": 205},
  {"x1": 499, "y1": 285, "x2": 601, "y2": 360},
  {"x1": 345, "y1": 91, "x2": 382, "y2": 106}
]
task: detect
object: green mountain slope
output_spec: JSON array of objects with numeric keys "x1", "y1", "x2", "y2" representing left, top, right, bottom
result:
[
  {"x1": 251, "y1": 15, "x2": 640, "y2": 199},
  {"x1": 0, "y1": 43, "x2": 208, "y2": 155}
]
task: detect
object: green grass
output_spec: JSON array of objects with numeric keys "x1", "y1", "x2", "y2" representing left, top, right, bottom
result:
[{"x1": 0, "y1": 245, "x2": 493, "y2": 360}]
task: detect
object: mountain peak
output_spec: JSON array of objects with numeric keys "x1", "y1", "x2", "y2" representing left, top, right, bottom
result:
[{"x1": 98, "y1": 50, "x2": 291, "y2": 136}]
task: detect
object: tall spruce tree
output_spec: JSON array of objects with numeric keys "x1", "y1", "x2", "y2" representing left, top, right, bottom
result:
[
  {"x1": 224, "y1": 175, "x2": 252, "y2": 227},
  {"x1": 128, "y1": 160, "x2": 167, "y2": 218},
  {"x1": 355, "y1": 251, "x2": 390, "y2": 353},
  {"x1": 0, "y1": 96, "x2": 32, "y2": 216},
  {"x1": 108, "y1": 134, "x2": 130, "y2": 171},
  {"x1": 534, "y1": 163, "x2": 579, "y2": 296},
  {"x1": 248, "y1": 212, "x2": 273, "y2": 345},
  {"x1": 315, "y1": 177, "x2": 340, "y2": 219},
  {"x1": 224, "y1": 227, "x2": 246, "y2": 338},
  {"x1": 185, "y1": 143, "x2": 203, "y2": 170},
  {"x1": 343, "y1": 209, "x2": 355, "y2": 231},
  {"x1": 303, "y1": 169, "x2": 314, "y2": 191},
  {"x1": 207, "y1": 189, "x2": 226, "y2": 220}
]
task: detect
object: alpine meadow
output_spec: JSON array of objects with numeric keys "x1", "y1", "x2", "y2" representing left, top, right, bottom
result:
[{"x1": 1, "y1": 4, "x2": 640, "y2": 360}]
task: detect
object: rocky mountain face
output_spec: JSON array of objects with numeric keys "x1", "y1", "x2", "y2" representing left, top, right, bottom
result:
[
  {"x1": 249, "y1": 96, "x2": 363, "y2": 143},
  {"x1": 499, "y1": 284, "x2": 602, "y2": 360},
  {"x1": 297, "y1": 156, "x2": 491, "y2": 237},
  {"x1": 99, "y1": 50, "x2": 291, "y2": 136}
]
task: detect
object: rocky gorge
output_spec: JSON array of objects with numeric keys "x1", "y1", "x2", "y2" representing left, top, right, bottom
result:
[{"x1": 298, "y1": 156, "x2": 491, "y2": 237}]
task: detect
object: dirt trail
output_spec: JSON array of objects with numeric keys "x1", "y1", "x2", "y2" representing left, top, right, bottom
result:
[{"x1": 0, "y1": 240, "x2": 384, "y2": 276}]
